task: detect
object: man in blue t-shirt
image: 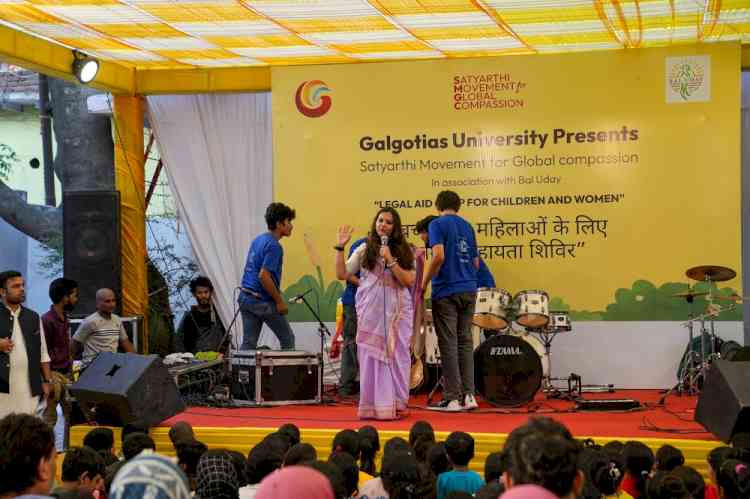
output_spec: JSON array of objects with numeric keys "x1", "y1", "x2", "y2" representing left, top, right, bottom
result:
[
  {"x1": 336, "y1": 236, "x2": 366, "y2": 396},
  {"x1": 420, "y1": 191, "x2": 479, "y2": 412},
  {"x1": 238, "y1": 202, "x2": 296, "y2": 350},
  {"x1": 417, "y1": 215, "x2": 495, "y2": 289}
]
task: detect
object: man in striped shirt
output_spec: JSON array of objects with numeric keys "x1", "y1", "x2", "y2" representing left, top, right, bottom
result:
[{"x1": 72, "y1": 288, "x2": 135, "y2": 368}]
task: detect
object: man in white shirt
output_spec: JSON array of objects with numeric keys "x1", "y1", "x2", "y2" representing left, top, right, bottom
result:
[
  {"x1": 71, "y1": 288, "x2": 135, "y2": 369},
  {"x1": 0, "y1": 270, "x2": 51, "y2": 419}
]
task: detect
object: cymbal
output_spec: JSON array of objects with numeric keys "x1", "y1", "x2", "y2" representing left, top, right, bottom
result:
[
  {"x1": 685, "y1": 265, "x2": 737, "y2": 282},
  {"x1": 672, "y1": 290, "x2": 708, "y2": 298}
]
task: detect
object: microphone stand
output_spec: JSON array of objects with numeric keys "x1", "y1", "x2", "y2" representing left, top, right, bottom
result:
[{"x1": 297, "y1": 294, "x2": 332, "y2": 404}]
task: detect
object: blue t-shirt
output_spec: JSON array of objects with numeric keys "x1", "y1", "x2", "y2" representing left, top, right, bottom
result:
[
  {"x1": 340, "y1": 237, "x2": 366, "y2": 307},
  {"x1": 241, "y1": 232, "x2": 283, "y2": 303},
  {"x1": 428, "y1": 214, "x2": 478, "y2": 300},
  {"x1": 437, "y1": 470, "x2": 484, "y2": 499},
  {"x1": 477, "y1": 258, "x2": 495, "y2": 288}
]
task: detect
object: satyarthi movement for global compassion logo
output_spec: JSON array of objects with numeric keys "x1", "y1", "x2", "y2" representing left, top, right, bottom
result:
[
  {"x1": 666, "y1": 55, "x2": 710, "y2": 103},
  {"x1": 295, "y1": 80, "x2": 332, "y2": 117}
]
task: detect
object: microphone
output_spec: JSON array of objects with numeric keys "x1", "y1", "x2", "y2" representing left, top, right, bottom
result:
[{"x1": 288, "y1": 288, "x2": 313, "y2": 304}]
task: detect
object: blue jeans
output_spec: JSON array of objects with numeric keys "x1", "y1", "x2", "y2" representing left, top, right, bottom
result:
[{"x1": 239, "y1": 298, "x2": 295, "y2": 350}]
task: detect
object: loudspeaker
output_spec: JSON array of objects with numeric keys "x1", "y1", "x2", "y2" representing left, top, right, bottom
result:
[
  {"x1": 695, "y1": 360, "x2": 750, "y2": 442},
  {"x1": 69, "y1": 352, "x2": 185, "y2": 427},
  {"x1": 63, "y1": 190, "x2": 121, "y2": 315}
]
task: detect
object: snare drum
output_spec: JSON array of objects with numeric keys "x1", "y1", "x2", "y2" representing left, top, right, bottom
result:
[
  {"x1": 474, "y1": 288, "x2": 512, "y2": 330},
  {"x1": 514, "y1": 290, "x2": 550, "y2": 328},
  {"x1": 547, "y1": 311, "x2": 572, "y2": 332}
]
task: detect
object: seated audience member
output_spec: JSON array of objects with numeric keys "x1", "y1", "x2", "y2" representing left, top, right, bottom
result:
[
  {"x1": 620, "y1": 441, "x2": 654, "y2": 499},
  {"x1": 716, "y1": 459, "x2": 750, "y2": 499},
  {"x1": 176, "y1": 276, "x2": 226, "y2": 354},
  {"x1": 82, "y1": 428, "x2": 118, "y2": 467},
  {"x1": 169, "y1": 421, "x2": 196, "y2": 448},
  {"x1": 51, "y1": 446, "x2": 105, "y2": 499},
  {"x1": 0, "y1": 414, "x2": 57, "y2": 499},
  {"x1": 379, "y1": 451, "x2": 419, "y2": 499},
  {"x1": 670, "y1": 466, "x2": 705, "y2": 499},
  {"x1": 484, "y1": 451, "x2": 505, "y2": 484},
  {"x1": 304, "y1": 461, "x2": 347, "y2": 499},
  {"x1": 103, "y1": 461, "x2": 126, "y2": 496},
  {"x1": 502, "y1": 417, "x2": 583, "y2": 499},
  {"x1": 706, "y1": 447, "x2": 737, "y2": 499},
  {"x1": 437, "y1": 432, "x2": 483, "y2": 499},
  {"x1": 284, "y1": 443, "x2": 318, "y2": 467},
  {"x1": 413, "y1": 435, "x2": 435, "y2": 465},
  {"x1": 120, "y1": 423, "x2": 149, "y2": 445},
  {"x1": 228, "y1": 450, "x2": 249, "y2": 488},
  {"x1": 646, "y1": 471, "x2": 691, "y2": 499},
  {"x1": 358, "y1": 426, "x2": 380, "y2": 477},
  {"x1": 255, "y1": 465, "x2": 334, "y2": 499},
  {"x1": 242, "y1": 441, "x2": 284, "y2": 499},
  {"x1": 122, "y1": 432, "x2": 156, "y2": 461},
  {"x1": 278, "y1": 423, "x2": 301, "y2": 447},
  {"x1": 333, "y1": 429, "x2": 372, "y2": 488},
  {"x1": 176, "y1": 440, "x2": 208, "y2": 491},
  {"x1": 196, "y1": 450, "x2": 240, "y2": 499},
  {"x1": 108, "y1": 453, "x2": 190, "y2": 499},
  {"x1": 502, "y1": 484, "x2": 558, "y2": 499},
  {"x1": 602, "y1": 441, "x2": 625, "y2": 458},
  {"x1": 578, "y1": 447, "x2": 629, "y2": 499},
  {"x1": 427, "y1": 442, "x2": 452, "y2": 477},
  {"x1": 409, "y1": 421, "x2": 435, "y2": 448},
  {"x1": 475, "y1": 481, "x2": 504, "y2": 499},
  {"x1": 71, "y1": 288, "x2": 135, "y2": 369},
  {"x1": 655, "y1": 444, "x2": 685, "y2": 472},
  {"x1": 329, "y1": 452, "x2": 360, "y2": 498},
  {"x1": 262, "y1": 432, "x2": 292, "y2": 457}
]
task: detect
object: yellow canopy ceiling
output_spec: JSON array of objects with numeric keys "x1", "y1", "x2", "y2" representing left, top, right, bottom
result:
[{"x1": 1, "y1": 0, "x2": 749, "y2": 94}]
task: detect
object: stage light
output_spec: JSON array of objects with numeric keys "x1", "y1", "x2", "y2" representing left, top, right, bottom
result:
[{"x1": 72, "y1": 51, "x2": 99, "y2": 84}]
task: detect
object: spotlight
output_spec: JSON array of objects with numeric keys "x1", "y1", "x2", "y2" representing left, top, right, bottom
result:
[{"x1": 72, "y1": 51, "x2": 99, "y2": 84}]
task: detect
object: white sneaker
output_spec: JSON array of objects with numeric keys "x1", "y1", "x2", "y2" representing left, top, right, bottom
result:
[
  {"x1": 464, "y1": 394, "x2": 479, "y2": 410},
  {"x1": 427, "y1": 399, "x2": 462, "y2": 412}
]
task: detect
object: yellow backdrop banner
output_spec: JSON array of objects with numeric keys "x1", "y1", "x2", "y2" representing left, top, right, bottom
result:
[{"x1": 271, "y1": 43, "x2": 741, "y2": 322}]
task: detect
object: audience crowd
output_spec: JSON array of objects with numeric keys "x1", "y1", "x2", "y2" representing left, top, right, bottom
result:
[{"x1": 1, "y1": 412, "x2": 749, "y2": 499}]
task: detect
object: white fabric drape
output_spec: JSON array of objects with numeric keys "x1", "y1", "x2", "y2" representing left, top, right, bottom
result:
[{"x1": 147, "y1": 93, "x2": 273, "y2": 345}]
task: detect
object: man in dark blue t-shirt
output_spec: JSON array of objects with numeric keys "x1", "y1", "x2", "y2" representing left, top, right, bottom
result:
[
  {"x1": 239, "y1": 202, "x2": 296, "y2": 350},
  {"x1": 420, "y1": 190, "x2": 479, "y2": 412},
  {"x1": 337, "y1": 237, "x2": 366, "y2": 396}
]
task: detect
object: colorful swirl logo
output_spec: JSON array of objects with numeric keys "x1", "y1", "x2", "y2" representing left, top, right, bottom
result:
[{"x1": 295, "y1": 80, "x2": 332, "y2": 118}]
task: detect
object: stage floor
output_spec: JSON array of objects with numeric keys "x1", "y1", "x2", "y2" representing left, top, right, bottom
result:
[
  {"x1": 161, "y1": 389, "x2": 714, "y2": 439},
  {"x1": 70, "y1": 389, "x2": 721, "y2": 479}
]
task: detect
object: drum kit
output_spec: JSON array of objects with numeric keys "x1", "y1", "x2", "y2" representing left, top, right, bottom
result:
[
  {"x1": 419, "y1": 288, "x2": 573, "y2": 407},
  {"x1": 670, "y1": 265, "x2": 741, "y2": 398}
]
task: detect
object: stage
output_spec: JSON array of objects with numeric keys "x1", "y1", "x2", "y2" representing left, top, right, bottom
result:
[{"x1": 70, "y1": 389, "x2": 721, "y2": 479}]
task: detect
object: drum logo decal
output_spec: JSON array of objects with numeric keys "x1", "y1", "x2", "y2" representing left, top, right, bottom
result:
[{"x1": 490, "y1": 346, "x2": 522, "y2": 356}]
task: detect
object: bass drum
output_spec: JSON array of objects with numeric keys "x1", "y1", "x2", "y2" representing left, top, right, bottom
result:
[{"x1": 474, "y1": 333, "x2": 544, "y2": 407}]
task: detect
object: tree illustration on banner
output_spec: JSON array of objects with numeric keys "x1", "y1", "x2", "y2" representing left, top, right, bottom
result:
[
  {"x1": 551, "y1": 280, "x2": 742, "y2": 321},
  {"x1": 283, "y1": 233, "x2": 343, "y2": 322}
]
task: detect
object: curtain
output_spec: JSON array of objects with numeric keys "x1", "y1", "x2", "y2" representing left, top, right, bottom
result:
[{"x1": 147, "y1": 93, "x2": 273, "y2": 347}]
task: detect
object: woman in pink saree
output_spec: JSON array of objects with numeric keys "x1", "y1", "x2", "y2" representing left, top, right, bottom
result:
[{"x1": 335, "y1": 207, "x2": 419, "y2": 420}]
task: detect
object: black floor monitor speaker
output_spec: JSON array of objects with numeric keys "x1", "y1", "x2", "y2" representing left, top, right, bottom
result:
[
  {"x1": 69, "y1": 352, "x2": 185, "y2": 427},
  {"x1": 695, "y1": 360, "x2": 750, "y2": 442},
  {"x1": 63, "y1": 190, "x2": 121, "y2": 315}
]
